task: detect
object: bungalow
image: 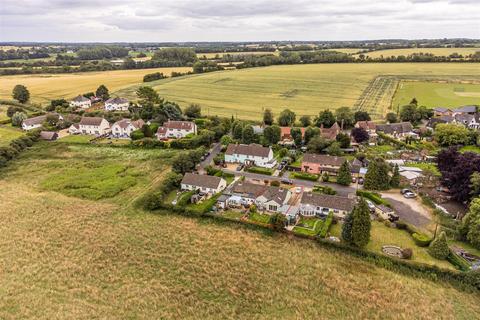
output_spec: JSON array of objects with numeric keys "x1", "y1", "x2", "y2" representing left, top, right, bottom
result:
[
  {"x1": 111, "y1": 119, "x2": 145, "y2": 138},
  {"x1": 225, "y1": 181, "x2": 291, "y2": 213},
  {"x1": 376, "y1": 122, "x2": 415, "y2": 139},
  {"x1": 299, "y1": 192, "x2": 355, "y2": 218},
  {"x1": 225, "y1": 144, "x2": 276, "y2": 169},
  {"x1": 68, "y1": 123, "x2": 80, "y2": 135},
  {"x1": 105, "y1": 97, "x2": 129, "y2": 111},
  {"x1": 452, "y1": 105, "x2": 477, "y2": 116},
  {"x1": 256, "y1": 186, "x2": 292, "y2": 213},
  {"x1": 21, "y1": 113, "x2": 63, "y2": 131},
  {"x1": 156, "y1": 120, "x2": 197, "y2": 140},
  {"x1": 181, "y1": 173, "x2": 226, "y2": 194},
  {"x1": 320, "y1": 122, "x2": 341, "y2": 140},
  {"x1": 433, "y1": 107, "x2": 452, "y2": 117},
  {"x1": 227, "y1": 181, "x2": 268, "y2": 207},
  {"x1": 39, "y1": 131, "x2": 58, "y2": 141},
  {"x1": 69, "y1": 95, "x2": 92, "y2": 109},
  {"x1": 301, "y1": 154, "x2": 346, "y2": 175},
  {"x1": 78, "y1": 117, "x2": 110, "y2": 136}
]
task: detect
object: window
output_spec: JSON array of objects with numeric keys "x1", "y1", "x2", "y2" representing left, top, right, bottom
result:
[{"x1": 268, "y1": 205, "x2": 277, "y2": 211}]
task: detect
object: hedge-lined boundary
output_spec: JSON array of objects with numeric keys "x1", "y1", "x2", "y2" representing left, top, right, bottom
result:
[
  {"x1": 356, "y1": 190, "x2": 392, "y2": 207},
  {"x1": 0, "y1": 129, "x2": 41, "y2": 168}
]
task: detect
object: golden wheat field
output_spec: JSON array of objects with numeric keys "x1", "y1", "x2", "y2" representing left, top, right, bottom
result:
[{"x1": 359, "y1": 47, "x2": 480, "y2": 58}]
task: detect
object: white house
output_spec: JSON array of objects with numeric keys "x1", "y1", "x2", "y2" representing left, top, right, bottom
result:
[
  {"x1": 225, "y1": 181, "x2": 291, "y2": 213},
  {"x1": 299, "y1": 192, "x2": 355, "y2": 219},
  {"x1": 256, "y1": 186, "x2": 292, "y2": 213},
  {"x1": 156, "y1": 121, "x2": 197, "y2": 139},
  {"x1": 453, "y1": 113, "x2": 480, "y2": 130},
  {"x1": 21, "y1": 113, "x2": 63, "y2": 131},
  {"x1": 105, "y1": 97, "x2": 129, "y2": 111},
  {"x1": 78, "y1": 117, "x2": 110, "y2": 136},
  {"x1": 225, "y1": 144, "x2": 276, "y2": 169},
  {"x1": 68, "y1": 123, "x2": 81, "y2": 135},
  {"x1": 111, "y1": 119, "x2": 145, "y2": 138},
  {"x1": 70, "y1": 95, "x2": 92, "y2": 109},
  {"x1": 181, "y1": 173, "x2": 226, "y2": 194}
]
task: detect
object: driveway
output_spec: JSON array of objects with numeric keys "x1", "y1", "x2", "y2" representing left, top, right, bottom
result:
[
  {"x1": 381, "y1": 191, "x2": 432, "y2": 228},
  {"x1": 198, "y1": 142, "x2": 222, "y2": 171}
]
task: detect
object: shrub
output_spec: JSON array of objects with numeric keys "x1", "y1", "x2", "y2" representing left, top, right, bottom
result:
[
  {"x1": 270, "y1": 180, "x2": 280, "y2": 187},
  {"x1": 143, "y1": 72, "x2": 166, "y2": 82},
  {"x1": 319, "y1": 213, "x2": 334, "y2": 238},
  {"x1": 447, "y1": 251, "x2": 471, "y2": 271},
  {"x1": 402, "y1": 248, "x2": 413, "y2": 259},
  {"x1": 313, "y1": 185, "x2": 336, "y2": 195},
  {"x1": 428, "y1": 232, "x2": 450, "y2": 260},
  {"x1": 412, "y1": 232, "x2": 433, "y2": 247},
  {"x1": 291, "y1": 172, "x2": 319, "y2": 181},
  {"x1": 205, "y1": 165, "x2": 221, "y2": 176},
  {"x1": 246, "y1": 166, "x2": 273, "y2": 175}
]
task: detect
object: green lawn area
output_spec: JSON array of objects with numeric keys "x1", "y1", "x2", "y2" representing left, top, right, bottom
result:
[
  {"x1": 366, "y1": 145, "x2": 396, "y2": 154},
  {"x1": 0, "y1": 106, "x2": 11, "y2": 121},
  {"x1": 293, "y1": 217, "x2": 324, "y2": 236},
  {"x1": 0, "y1": 125, "x2": 23, "y2": 147},
  {"x1": 248, "y1": 212, "x2": 271, "y2": 224},
  {"x1": 58, "y1": 134, "x2": 94, "y2": 144},
  {"x1": 222, "y1": 210, "x2": 245, "y2": 220},
  {"x1": 291, "y1": 154, "x2": 303, "y2": 167},
  {"x1": 164, "y1": 190, "x2": 179, "y2": 204},
  {"x1": 405, "y1": 162, "x2": 440, "y2": 176},
  {"x1": 460, "y1": 145, "x2": 480, "y2": 154}
]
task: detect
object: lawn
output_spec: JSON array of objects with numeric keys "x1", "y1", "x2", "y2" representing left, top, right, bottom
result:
[
  {"x1": 392, "y1": 81, "x2": 480, "y2": 108},
  {"x1": 0, "y1": 105, "x2": 11, "y2": 121},
  {"x1": 293, "y1": 217, "x2": 324, "y2": 236},
  {"x1": 116, "y1": 63, "x2": 480, "y2": 120},
  {"x1": 0, "y1": 67, "x2": 193, "y2": 105},
  {"x1": 0, "y1": 125, "x2": 23, "y2": 147},
  {"x1": 222, "y1": 210, "x2": 246, "y2": 220},
  {"x1": 248, "y1": 212, "x2": 271, "y2": 224},
  {"x1": 460, "y1": 145, "x2": 480, "y2": 154},
  {"x1": 0, "y1": 139, "x2": 480, "y2": 318}
]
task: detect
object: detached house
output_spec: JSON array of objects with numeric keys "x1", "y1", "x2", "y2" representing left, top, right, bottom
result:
[
  {"x1": 21, "y1": 113, "x2": 63, "y2": 131},
  {"x1": 78, "y1": 117, "x2": 110, "y2": 136},
  {"x1": 301, "y1": 154, "x2": 346, "y2": 175},
  {"x1": 454, "y1": 113, "x2": 480, "y2": 129},
  {"x1": 256, "y1": 186, "x2": 292, "y2": 213},
  {"x1": 376, "y1": 122, "x2": 415, "y2": 139},
  {"x1": 452, "y1": 105, "x2": 477, "y2": 116},
  {"x1": 433, "y1": 107, "x2": 452, "y2": 117},
  {"x1": 226, "y1": 181, "x2": 291, "y2": 213},
  {"x1": 105, "y1": 97, "x2": 129, "y2": 111},
  {"x1": 225, "y1": 144, "x2": 276, "y2": 168},
  {"x1": 111, "y1": 119, "x2": 145, "y2": 138},
  {"x1": 156, "y1": 121, "x2": 197, "y2": 140},
  {"x1": 181, "y1": 173, "x2": 226, "y2": 194},
  {"x1": 299, "y1": 192, "x2": 355, "y2": 218},
  {"x1": 227, "y1": 181, "x2": 268, "y2": 207},
  {"x1": 70, "y1": 95, "x2": 92, "y2": 109},
  {"x1": 320, "y1": 122, "x2": 341, "y2": 140}
]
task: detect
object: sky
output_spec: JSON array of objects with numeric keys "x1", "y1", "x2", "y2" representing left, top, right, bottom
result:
[{"x1": 0, "y1": 0, "x2": 479, "y2": 42}]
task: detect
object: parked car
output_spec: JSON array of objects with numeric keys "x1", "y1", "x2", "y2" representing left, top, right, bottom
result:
[
  {"x1": 403, "y1": 191, "x2": 417, "y2": 199},
  {"x1": 365, "y1": 200, "x2": 376, "y2": 212},
  {"x1": 436, "y1": 186, "x2": 451, "y2": 193},
  {"x1": 236, "y1": 164, "x2": 244, "y2": 171},
  {"x1": 277, "y1": 164, "x2": 284, "y2": 170},
  {"x1": 281, "y1": 178, "x2": 293, "y2": 185},
  {"x1": 295, "y1": 187, "x2": 302, "y2": 194},
  {"x1": 358, "y1": 177, "x2": 364, "y2": 185},
  {"x1": 401, "y1": 188, "x2": 413, "y2": 195}
]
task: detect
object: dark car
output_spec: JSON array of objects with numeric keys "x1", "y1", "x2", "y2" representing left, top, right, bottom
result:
[{"x1": 281, "y1": 178, "x2": 293, "y2": 185}]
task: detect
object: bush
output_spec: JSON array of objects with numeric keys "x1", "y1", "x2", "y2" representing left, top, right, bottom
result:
[
  {"x1": 428, "y1": 232, "x2": 450, "y2": 260},
  {"x1": 412, "y1": 232, "x2": 433, "y2": 247},
  {"x1": 205, "y1": 165, "x2": 221, "y2": 176},
  {"x1": 131, "y1": 138, "x2": 165, "y2": 148},
  {"x1": 402, "y1": 248, "x2": 413, "y2": 259},
  {"x1": 143, "y1": 72, "x2": 166, "y2": 82},
  {"x1": 270, "y1": 180, "x2": 280, "y2": 187},
  {"x1": 319, "y1": 213, "x2": 334, "y2": 238},
  {"x1": 246, "y1": 166, "x2": 273, "y2": 175},
  {"x1": 447, "y1": 251, "x2": 471, "y2": 271},
  {"x1": 313, "y1": 185, "x2": 337, "y2": 195},
  {"x1": 356, "y1": 190, "x2": 391, "y2": 207},
  {"x1": 130, "y1": 130, "x2": 145, "y2": 140},
  {"x1": 291, "y1": 172, "x2": 319, "y2": 181}
]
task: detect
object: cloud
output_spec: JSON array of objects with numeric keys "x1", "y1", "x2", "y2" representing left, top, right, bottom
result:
[{"x1": 0, "y1": 0, "x2": 478, "y2": 41}]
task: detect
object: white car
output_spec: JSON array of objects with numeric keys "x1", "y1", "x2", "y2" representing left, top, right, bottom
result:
[
  {"x1": 403, "y1": 191, "x2": 417, "y2": 199},
  {"x1": 295, "y1": 187, "x2": 302, "y2": 194},
  {"x1": 365, "y1": 200, "x2": 376, "y2": 212}
]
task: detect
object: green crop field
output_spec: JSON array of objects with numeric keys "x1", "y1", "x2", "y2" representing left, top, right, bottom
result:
[
  {"x1": 392, "y1": 81, "x2": 480, "y2": 108},
  {"x1": 360, "y1": 47, "x2": 480, "y2": 58},
  {"x1": 0, "y1": 139, "x2": 479, "y2": 318},
  {"x1": 117, "y1": 63, "x2": 480, "y2": 120}
]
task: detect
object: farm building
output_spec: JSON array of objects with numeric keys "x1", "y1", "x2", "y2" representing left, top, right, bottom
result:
[{"x1": 39, "y1": 131, "x2": 58, "y2": 141}]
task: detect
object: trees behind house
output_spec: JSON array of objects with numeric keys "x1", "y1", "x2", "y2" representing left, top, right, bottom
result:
[
  {"x1": 434, "y1": 123, "x2": 470, "y2": 146},
  {"x1": 11, "y1": 111, "x2": 27, "y2": 126},
  {"x1": 290, "y1": 127, "x2": 303, "y2": 145},
  {"x1": 184, "y1": 104, "x2": 202, "y2": 118},
  {"x1": 263, "y1": 125, "x2": 281, "y2": 145},
  {"x1": 364, "y1": 158, "x2": 390, "y2": 190},
  {"x1": 136, "y1": 86, "x2": 161, "y2": 105},
  {"x1": 299, "y1": 115, "x2": 311, "y2": 127},
  {"x1": 399, "y1": 103, "x2": 433, "y2": 124},
  {"x1": 12, "y1": 84, "x2": 30, "y2": 103},
  {"x1": 314, "y1": 109, "x2": 335, "y2": 127},
  {"x1": 263, "y1": 108, "x2": 274, "y2": 125},
  {"x1": 337, "y1": 161, "x2": 352, "y2": 186},
  {"x1": 342, "y1": 198, "x2": 371, "y2": 248},
  {"x1": 386, "y1": 112, "x2": 398, "y2": 123},
  {"x1": 307, "y1": 135, "x2": 332, "y2": 153},
  {"x1": 390, "y1": 164, "x2": 400, "y2": 188},
  {"x1": 354, "y1": 111, "x2": 371, "y2": 122},
  {"x1": 351, "y1": 127, "x2": 369, "y2": 143},
  {"x1": 278, "y1": 109, "x2": 296, "y2": 126},
  {"x1": 242, "y1": 125, "x2": 255, "y2": 144},
  {"x1": 336, "y1": 133, "x2": 351, "y2": 148},
  {"x1": 335, "y1": 107, "x2": 354, "y2": 128},
  {"x1": 459, "y1": 198, "x2": 480, "y2": 250},
  {"x1": 96, "y1": 85, "x2": 110, "y2": 101}
]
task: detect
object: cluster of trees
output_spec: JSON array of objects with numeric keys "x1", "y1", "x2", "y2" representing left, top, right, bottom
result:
[
  {"x1": 171, "y1": 148, "x2": 206, "y2": 174},
  {"x1": 152, "y1": 48, "x2": 198, "y2": 65},
  {"x1": 459, "y1": 198, "x2": 480, "y2": 250},
  {"x1": 434, "y1": 123, "x2": 473, "y2": 147},
  {"x1": 0, "y1": 48, "x2": 50, "y2": 61},
  {"x1": 363, "y1": 158, "x2": 399, "y2": 191},
  {"x1": 0, "y1": 130, "x2": 41, "y2": 167},
  {"x1": 399, "y1": 100, "x2": 433, "y2": 124},
  {"x1": 76, "y1": 46, "x2": 129, "y2": 60},
  {"x1": 143, "y1": 72, "x2": 166, "y2": 82}
]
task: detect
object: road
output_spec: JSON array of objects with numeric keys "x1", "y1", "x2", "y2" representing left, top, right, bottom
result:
[
  {"x1": 198, "y1": 142, "x2": 223, "y2": 171},
  {"x1": 222, "y1": 169, "x2": 356, "y2": 197}
]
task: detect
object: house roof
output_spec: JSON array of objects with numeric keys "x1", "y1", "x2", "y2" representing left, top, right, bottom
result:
[
  {"x1": 39, "y1": 131, "x2": 58, "y2": 140},
  {"x1": 260, "y1": 186, "x2": 290, "y2": 204},
  {"x1": 181, "y1": 173, "x2": 223, "y2": 189},
  {"x1": 302, "y1": 154, "x2": 346, "y2": 167},
  {"x1": 156, "y1": 127, "x2": 167, "y2": 135},
  {"x1": 355, "y1": 121, "x2": 376, "y2": 131},
  {"x1": 280, "y1": 127, "x2": 306, "y2": 139},
  {"x1": 452, "y1": 105, "x2": 477, "y2": 113},
  {"x1": 300, "y1": 192, "x2": 355, "y2": 212},
  {"x1": 230, "y1": 181, "x2": 267, "y2": 198},
  {"x1": 320, "y1": 122, "x2": 340, "y2": 140},
  {"x1": 79, "y1": 117, "x2": 106, "y2": 126},
  {"x1": 22, "y1": 114, "x2": 46, "y2": 126},
  {"x1": 433, "y1": 107, "x2": 451, "y2": 113},
  {"x1": 376, "y1": 122, "x2": 413, "y2": 135},
  {"x1": 113, "y1": 118, "x2": 145, "y2": 129},
  {"x1": 106, "y1": 97, "x2": 129, "y2": 104},
  {"x1": 163, "y1": 120, "x2": 194, "y2": 130},
  {"x1": 72, "y1": 95, "x2": 90, "y2": 102},
  {"x1": 225, "y1": 144, "x2": 271, "y2": 158},
  {"x1": 70, "y1": 123, "x2": 80, "y2": 130}
]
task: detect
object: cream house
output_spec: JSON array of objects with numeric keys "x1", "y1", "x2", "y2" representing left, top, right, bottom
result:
[{"x1": 78, "y1": 117, "x2": 110, "y2": 136}]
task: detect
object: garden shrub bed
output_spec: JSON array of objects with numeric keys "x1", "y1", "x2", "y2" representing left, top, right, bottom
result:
[
  {"x1": 356, "y1": 190, "x2": 391, "y2": 207},
  {"x1": 246, "y1": 166, "x2": 273, "y2": 175},
  {"x1": 412, "y1": 232, "x2": 433, "y2": 247},
  {"x1": 290, "y1": 172, "x2": 319, "y2": 181}
]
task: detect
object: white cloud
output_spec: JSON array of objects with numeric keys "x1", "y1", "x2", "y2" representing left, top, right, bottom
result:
[{"x1": 0, "y1": 0, "x2": 478, "y2": 41}]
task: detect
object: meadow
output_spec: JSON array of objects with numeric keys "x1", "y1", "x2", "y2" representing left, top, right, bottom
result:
[
  {"x1": 0, "y1": 139, "x2": 479, "y2": 319},
  {"x1": 117, "y1": 63, "x2": 480, "y2": 120},
  {"x1": 392, "y1": 81, "x2": 480, "y2": 108},
  {"x1": 0, "y1": 67, "x2": 192, "y2": 105},
  {"x1": 359, "y1": 47, "x2": 480, "y2": 58},
  {"x1": 0, "y1": 125, "x2": 23, "y2": 147}
]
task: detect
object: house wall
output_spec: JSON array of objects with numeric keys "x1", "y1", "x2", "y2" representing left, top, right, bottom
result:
[
  {"x1": 301, "y1": 162, "x2": 340, "y2": 175},
  {"x1": 299, "y1": 203, "x2": 348, "y2": 218},
  {"x1": 80, "y1": 120, "x2": 110, "y2": 135},
  {"x1": 180, "y1": 178, "x2": 226, "y2": 194},
  {"x1": 105, "y1": 102, "x2": 129, "y2": 111},
  {"x1": 225, "y1": 149, "x2": 275, "y2": 168},
  {"x1": 22, "y1": 123, "x2": 42, "y2": 131},
  {"x1": 70, "y1": 101, "x2": 91, "y2": 109},
  {"x1": 111, "y1": 124, "x2": 136, "y2": 138}
]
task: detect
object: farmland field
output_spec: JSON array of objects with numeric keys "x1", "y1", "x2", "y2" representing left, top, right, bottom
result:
[
  {"x1": 117, "y1": 63, "x2": 480, "y2": 120},
  {"x1": 0, "y1": 125, "x2": 23, "y2": 147},
  {"x1": 0, "y1": 140, "x2": 479, "y2": 319},
  {"x1": 0, "y1": 67, "x2": 192, "y2": 105},
  {"x1": 392, "y1": 81, "x2": 480, "y2": 108},
  {"x1": 360, "y1": 47, "x2": 480, "y2": 58}
]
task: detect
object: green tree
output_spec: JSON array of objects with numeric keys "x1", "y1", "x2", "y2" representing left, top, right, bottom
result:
[
  {"x1": 470, "y1": 172, "x2": 480, "y2": 198},
  {"x1": 130, "y1": 129, "x2": 145, "y2": 140},
  {"x1": 184, "y1": 104, "x2": 201, "y2": 118},
  {"x1": 337, "y1": 161, "x2": 352, "y2": 186},
  {"x1": 335, "y1": 107, "x2": 354, "y2": 128},
  {"x1": 220, "y1": 135, "x2": 233, "y2": 146},
  {"x1": 459, "y1": 198, "x2": 480, "y2": 249},
  {"x1": 434, "y1": 123, "x2": 470, "y2": 146},
  {"x1": 11, "y1": 111, "x2": 27, "y2": 127},
  {"x1": 326, "y1": 141, "x2": 342, "y2": 156},
  {"x1": 364, "y1": 158, "x2": 390, "y2": 190},
  {"x1": 232, "y1": 122, "x2": 244, "y2": 140},
  {"x1": 351, "y1": 198, "x2": 371, "y2": 248},
  {"x1": 428, "y1": 232, "x2": 450, "y2": 260},
  {"x1": 342, "y1": 210, "x2": 354, "y2": 243},
  {"x1": 142, "y1": 124, "x2": 153, "y2": 138},
  {"x1": 95, "y1": 84, "x2": 110, "y2": 101},
  {"x1": 290, "y1": 127, "x2": 303, "y2": 145},
  {"x1": 390, "y1": 164, "x2": 400, "y2": 188},
  {"x1": 307, "y1": 135, "x2": 332, "y2": 153},
  {"x1": 242, "y1": 125, "x2": 255, "y2": 144},
  {"x1": 299, "y1": 115, "x2": 311, "y2": 127},
  {"x1": 136, "y1": 86, "x2": 161, "y2": 105},
  {"x1": 336, "y1": 132, "x2": 351, "y2": 148},
  {"x1": 400, "y1": 104, "x2": 420, "y2": 124},
  {"x1": 12, "y1": 84, "x2": 30, "y2": 103},
  {"x1": 264, "y1": 125, "x2": 281, "y2": 145},
  {"x1": 386, "y1": 112, "x2": 398, "y2": 123},
  {"x1": 304, "y1": 126, "x2": 320, "y2": 144},
  {"x1": 278, "y1": 148, "x2": 288, "y2": 158},
  {"x1": 354, "y1": 111, "x2": 371, "y2": 122},
  {"x1": 263, "y1": 108, "x2": 274, "y2": 125},
  {"x1": 278, "y1": 109, "x2": 296, "y2": 126},
  {"x1": 314, "y1": 109, "x2": 336, "y2": 127},
  {"x1": 269, "y1": 213, "x2": 286, "y2": 231}
]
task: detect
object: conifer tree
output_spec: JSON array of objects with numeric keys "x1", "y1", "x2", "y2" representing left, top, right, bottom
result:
[
  {"x1": 351, "y1": 198, "x2": 371, "y2": 248},
  {"x1": 428, "y1": 232, "x2": 450, "y2": 260},
  {"x1": 337, "y1": 161, "x2": 352, "y2": 186},
  {"x1": 390, "y1": 164, "x2": 400, "y2": 188}
]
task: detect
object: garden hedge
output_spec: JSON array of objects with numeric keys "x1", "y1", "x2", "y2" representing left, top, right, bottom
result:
[
  {"x1": 290, "y1": 172, "x2": 319, "y2": 181},
  {"x1": 412, "y1": 232, "x2": 433, "y2": 247}
]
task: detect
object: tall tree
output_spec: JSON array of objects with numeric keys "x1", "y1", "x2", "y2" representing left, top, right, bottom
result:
[
  {"x1": 184, "y1": 104, "x2": 201, "y2": 118},
  {"x1": 307, "y1": 136, "x2": 332, "y2": 153},
  {"x1": 364, "y1": 158, "x2": 390, "y2": 190},
  {"x1": 242, "y1": 125, "x2": 255, "y2": 144},
  {"x1": 459, "y1": 198, "x2": 480, "y2": 249},
  {"x1": 351, "y1": 127, "x2": 369, "y2": 143},
  {"x1": 263, "y1": 108, "x2": 274, "y2": 125},
  {"x1": 434, "y1": 123, "x2": 470, "y2": 147},
  {"x1": 304, "y1": 126, "x2": 320, "y2": 144},
  {"x1": 354, "y1": 111, "x2": 371, "y2": 122},
  {"x1": 335, "y1": 107, "x2": 354, "y2": 128},
  {"x1": 342, "y1": 210, "x2": 354, "y2": 243},
  {"x1": 136, "y1": 86, "x2": 161, "y2": 105},
  {"x1": 337, "y1": 161, "x2": 352, "y2": 186},
  {"x1": 336, "y1": 133, "x2": 351, "y2": 148},
  {"x1": 278, "y1": 109, "x2": 296, "y2": 126},
  {"x1": 386, "y1": 112, "x2": 398, "y2": 123},
  {"x1": 390, "y1": 164, "x2": 400, "y2": 188},
  {"x1": 11, "y1": 111, "x2": 27, "y2": 127},
  {"x1": 351, "y1": 198, "x2": 371, "y2": 248},
  {"x1": 326, "y1": 141, "x2": 342, "y2": 156},
  {"x1": 12, "y1": 84, "x2": 30, "y2": 103},
  {"x1": 400, "y1": 104, "x2": 420, "y2": 124},
  {"x1": 299, "y1": 115, "x2": 311, "y2": 127},
  {"x1": 290, "y1": 127, "x2": 303, "y2": 146},
  {"x1": 314, "y1": 109, "x2": 336, "y2": 127},
  {"x1": 95, "y1": 85, "x2": 110, "y2": 101},
  {"x1": 263, "y1": 125, "x2": 281, "y2": 145}
]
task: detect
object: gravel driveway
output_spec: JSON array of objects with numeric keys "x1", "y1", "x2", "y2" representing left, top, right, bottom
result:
[{"x1": 381, "y1": 191, "x2": 432, "y2": 228}]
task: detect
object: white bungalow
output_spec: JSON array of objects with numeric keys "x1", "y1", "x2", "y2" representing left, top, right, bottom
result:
[
  {"x1": 111, "y1": 119, "x2": 145, "y2": 138},
  {"x1": 181, "y1": 173, "x2": 226, "y2": 194},
  {"x1": 156, "y1": 121, "x2": 197, "y2": 140},
  {"x1": 105, "y1": 97, "x2": 129, "y2": 111},
  {"x1": 299, "y1": 192, "x2": 355, "y2": 219},
  {"x1": 224, "y1": 144, "x2": 276, "y2": 169},
  {"x1": 69, "y1": 95, "x2": 92, "y2": 109}
]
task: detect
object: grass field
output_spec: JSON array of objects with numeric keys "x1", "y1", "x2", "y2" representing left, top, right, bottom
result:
[
  {"x1": 360, "y1": 47, "x2": 480, "y2": 58},
  {"x1": 0, "y1": 125, "x2": 23, "y2": 147},
  {"x1": 0, "y1": 67, "x2": 192, "y2": 105},
  {"x1": 392, "y1": 81, "x2": 480, "y2": 108},
  {"x1": 116, "y1": 63, "x2": 480, "y2": 120}
]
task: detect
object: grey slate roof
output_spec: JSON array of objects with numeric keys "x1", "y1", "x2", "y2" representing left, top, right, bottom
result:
[
  {"x1": 300, "y1": 192, "x2": 355, "y2": 212},
  {"x1": 260, "y1": 186, "x2": 290, "y2": 204},
  {"x1": 72, "y1": 95, "x2": 90, "y2": 102},
  {"x1": 39, "y1": 131, "x2": 58, "y2": 141},
  {"x1": 376, "y1": 122, "x2": 413, "y2": 135},
  {"x1": 181, "y1": 173, "x2": 223, "y2": 189},
  {"x1": 79, "y1": 117, "x2": 106, "y2": 126},
  {"x1": 113, "y1": 118, "x2": 145, "y2": 129},
  {"x1": 230, "y1": 181, "x2": 267, "y2": 198},
  {"x1": 22, "y1": 115, "x2": 46, "y2": 126},
  {"x1": 106, "y1": 97, "x2": 129, "y2": 104},
  {"x1": 302, "y1": 154, "x2": 346, "y2": 167},
  {"x1": 226, "y1": 144, "x2": 271, "y2": 158},
  {"x1": 453, "y1": 105, "x2": 476, "y2": 113}
]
